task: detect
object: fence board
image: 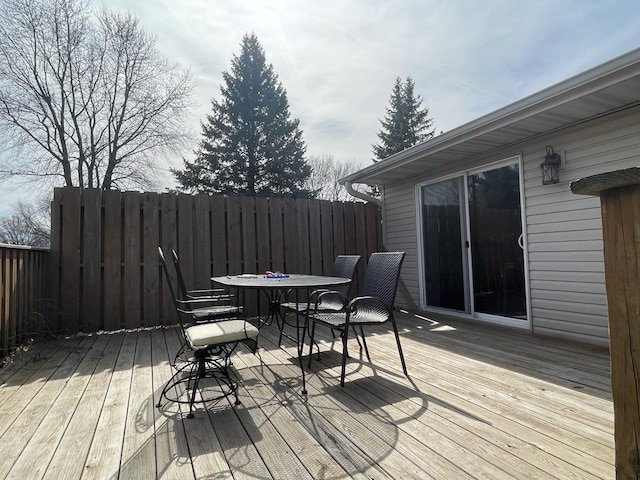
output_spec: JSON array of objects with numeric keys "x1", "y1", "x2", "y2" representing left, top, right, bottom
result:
[
  {"x1": 282, "y1": 199, "x2": 298, "y2": 274},
  {"x1": 10, "y1": 253, "x2": 18, "y2": 344},
  {"x1": 227, "y1": 197, "x2": 242, "y2": 275},
  {"x1": 270, "y1": 198, "x2": 284, "y2": 272},
  {"x1": 176, "y1": 194, "x2": 194, "y2": 290},
  {"x1": 332, "y1": 203, "x2": 346, "y2": 257},
  {"x1": 49, "y1": 189, "x2": 381, "y2": 333},
  {"x1": 240, "y1": 196, "x2": 260, "y2": 316},
  {"x1": 193, "y1": 194, "x2": 211, "y2": 289},
  {"x1": 309, "y1": 200, "x2": 322, "y2": 275},
  {"x1": 320, "y1": 201, "x2": 334, "y2": 275},
  {"x1": 123, "y1": 192, "x2": 141, "y2": 329},
  {"x1": 210, "y1": 195, "x2": 227, "y2": 277},
  {"x1": 50, "y1": 190, "x2": 61, "y2": 324},
  {"x1": 103, "y1": 190, "x2": 122, "y2": 331},
  {"x1": 83, "y1": 188, "x2": 102, "y2": 332},
  {"x1": 160, "y1": 194, "x2": 178, "y2": 324},
  {"x1": 2, "y1": 251, "x2": 11, "y2": 354},
  {"x1": 255, "y1": 197, "x2": 271, "y2": 274},
  {"x1": 60, "y1": 188, "x2": 81, "y2": 332},
  {"x1": 142, "y1": 193, "x2": 160, "y2": 327},
  {"x1": 241, "y1": 196, "x2": 257, "y2": 274},
  {"x1": 344, "y1": 202, "x2": 357, "y2": 254}
]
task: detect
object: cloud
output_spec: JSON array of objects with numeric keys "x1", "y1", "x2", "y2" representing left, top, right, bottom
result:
[{"x1": 3, "y1": 0, "x2": 639, "y2": 206}]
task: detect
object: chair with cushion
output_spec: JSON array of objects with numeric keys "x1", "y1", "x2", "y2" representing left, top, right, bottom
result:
[
  {"x1": 160, "y1": 247, "x2": 243, "y2": 363},
  {"x1": 171, "y1": 249, "x2": 241, "y2": 322},
  {"x1": 306, "y1": 251, "x2": 407, "y2": 387},
  {"x1": 157, "y1": 247, "x2": 259, "y2": 418}
]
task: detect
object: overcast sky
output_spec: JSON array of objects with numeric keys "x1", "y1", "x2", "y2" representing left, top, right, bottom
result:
[{"x1": 2, "y1": 0, "x2": 640, "y2": 214}]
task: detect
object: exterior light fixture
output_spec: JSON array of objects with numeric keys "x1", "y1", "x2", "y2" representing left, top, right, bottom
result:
[{"x1": 540, "y1": 145, "x2": 561, "y2": 185}]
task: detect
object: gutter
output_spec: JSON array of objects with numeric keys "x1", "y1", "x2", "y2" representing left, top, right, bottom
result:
[{"x1": 344, "y1": 180, "x2": 381, "y2": 206}]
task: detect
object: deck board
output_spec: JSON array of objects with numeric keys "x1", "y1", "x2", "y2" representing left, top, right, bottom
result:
[{"x1": 0, "y1": 312, "x2": 615, "y2": 479}]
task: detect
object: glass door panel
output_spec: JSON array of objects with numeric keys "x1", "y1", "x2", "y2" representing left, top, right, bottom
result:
[
  {"x1": 467, "y1": 164, "x2": 526, "y2": 318},
  {"x1": 421, "y1": 178, "x2": 467, "y2": 311}
]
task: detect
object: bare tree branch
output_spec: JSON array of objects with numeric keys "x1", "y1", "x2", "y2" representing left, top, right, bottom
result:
[
  {"x1": 305, "y1": 154, "x2": 367, "y2": 201},
  {"x1": 0, "y1": 0, "x2": 194, "y2": 190}
]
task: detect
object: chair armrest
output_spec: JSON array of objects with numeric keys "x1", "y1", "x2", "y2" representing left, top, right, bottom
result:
[
  {"x1": 346, "y1": 296, "x2": 392, "y2": 322},
  {"x1": 314, "y1": 290, "x2": 350, "y2": 311},
  {"x1": 187, "y1": 288, "x2": 230, "y2": 295},
  {"x1": 176, "y1": 297, "x2": 237, "y2": 308},
  {"x1": 186, "y1": 288, "x2": 234, "y2": 299}
]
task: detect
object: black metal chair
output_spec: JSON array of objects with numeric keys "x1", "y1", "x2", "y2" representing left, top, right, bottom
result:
[
  {"x1": 278, "y1": 255, "x2": 361, "y2": 345},
  {"x1": 281, "y1": 254, "x2": 361, "y2": 313},
  {"x1": 306, "y1": 252, "x2": 407, "y2": 387},
  {"x1": 159, "y1": 247, "x2": 244, "y2": 362},
  {"x1": 157, "y1": 247, "x2": 259, "y2": 418},
  {"x1": 171, "y1": 248, "x2": 242, "y2": 322}
]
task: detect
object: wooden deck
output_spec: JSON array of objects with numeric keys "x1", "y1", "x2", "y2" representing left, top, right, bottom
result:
[{"x1": 0, "y1": 312, "x2": 613, "y2": 479}]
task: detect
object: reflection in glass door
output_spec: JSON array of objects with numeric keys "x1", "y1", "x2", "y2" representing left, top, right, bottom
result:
[
  {"x1": 420, "y1": 161, "x2": 528, "y2": 322},
  {"x1": 467, "y1": 164, "x2": 526, "y2": 318},
  {"x1": 421, "y1": 178, "x2": 467, "y2": 312}
]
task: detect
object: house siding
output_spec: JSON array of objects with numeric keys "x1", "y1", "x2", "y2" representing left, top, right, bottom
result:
[{"x1": 382, "y1": 106, "x2": 640, "y2": 346}]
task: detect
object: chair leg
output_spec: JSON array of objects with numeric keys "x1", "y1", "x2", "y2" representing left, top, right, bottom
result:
[
  {"x1": 188, "y1": 353, "x2": 206, "y2": 419},
  {"x1": 157, "y1": 344, "x2": 241, "y2": 418},
  {"x1": 307, "y1": 320, "x2": 317, "y2": 368},
  {"x1": 277, "y1": 314, "x2": 285, "y2": 346},
  {"x1": 340, "y1": 327, "x2": 349, "y2": 387},
  {"x1": 391, "y1": 317, "x2": 408, "y2": 376},
  {"x1": 356, "y1": 326, "x2": 371, "y2": 362}
]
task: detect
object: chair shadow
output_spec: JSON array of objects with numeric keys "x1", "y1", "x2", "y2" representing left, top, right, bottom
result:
[{"x1": 115, "y1": 367, "x2": 264, "y2": 480}]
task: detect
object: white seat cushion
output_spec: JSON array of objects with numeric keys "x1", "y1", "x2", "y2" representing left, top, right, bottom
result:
[{"x1": 185, "y1": 320, "x2": 259, "y2": 350}]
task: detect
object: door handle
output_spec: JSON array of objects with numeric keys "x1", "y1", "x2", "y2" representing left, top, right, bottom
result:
[{"x1": 517, "y1": 234, "x2": 524, "y2": 250}]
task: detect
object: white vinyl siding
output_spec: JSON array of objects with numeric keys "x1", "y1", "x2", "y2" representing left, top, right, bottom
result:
[{"x1": 381, "y1": 106, "x2": 640, "y2": 346}]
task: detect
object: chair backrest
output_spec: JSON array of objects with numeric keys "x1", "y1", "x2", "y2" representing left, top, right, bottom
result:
[
  {"x1": 171, "y1": 249, "x2": 189, "y2": 299},
  {"x1": 159, "y1": 247, "x2": 183, "y2": 314},
  {"x1": 360, "y1": 252, "x2": 405, "y2": 309},
  {"x1": 331, "y1": 255, "x2": 361, "y2": 295}
]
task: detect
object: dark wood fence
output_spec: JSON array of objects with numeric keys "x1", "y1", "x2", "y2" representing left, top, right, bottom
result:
[
  {"x1": 0, "y1": 244, "x2": 50, "y2": 359},
  {"x1": 50, "y1": 188, "x2": 382, "y2": 333}
]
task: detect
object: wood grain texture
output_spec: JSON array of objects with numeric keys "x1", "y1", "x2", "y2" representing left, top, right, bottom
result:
[
  {"x1": 46, "y1": 188, "x2": 383, "y2": 333},
  {"x1": 601, "y1": 185, "x2": 640, "y2": 479},
  {"x1": 0, "y1": 312, "x2": 614, "y2": 479}
]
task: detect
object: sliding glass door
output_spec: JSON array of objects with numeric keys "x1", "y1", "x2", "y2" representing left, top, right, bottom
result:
[
  {"x1": 420, "y1": 177, "x2": 467, "y2": 311},
  {"x1": 420, "y1": 159, "x2": 528, "y2": 324}
]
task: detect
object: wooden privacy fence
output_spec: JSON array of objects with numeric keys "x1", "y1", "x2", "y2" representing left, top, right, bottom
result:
[
  {"x1": 50, "y1": 187, "x2": 382, "y2": 333},
  {"x1": 0, "y1": 244, "x2": 50, "y2": 359}
]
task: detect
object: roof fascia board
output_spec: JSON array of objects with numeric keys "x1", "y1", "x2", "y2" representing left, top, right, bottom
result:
[{"x1": 342, "y1": 47, "x2": 640, "y2": 185}]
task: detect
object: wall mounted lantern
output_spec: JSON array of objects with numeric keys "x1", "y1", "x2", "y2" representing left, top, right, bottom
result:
[{"x1": 540, "y1": 145, "x2": 561, "y2": 185}]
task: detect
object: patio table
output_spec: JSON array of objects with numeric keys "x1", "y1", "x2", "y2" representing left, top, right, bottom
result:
[{"x1": 212, "y1": 274, "x2": 350, "y2": 394}]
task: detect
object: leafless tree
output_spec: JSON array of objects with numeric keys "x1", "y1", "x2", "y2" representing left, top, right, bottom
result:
[
  {"x1": 305, "y1": 154, "x2": 367, "y2": 201},
  {"x1": 0, "y1": 0, "x2": 194, "y2": 190},
  {"x1": 0, "y1": 198, "x2": 51, "y2": 247}
]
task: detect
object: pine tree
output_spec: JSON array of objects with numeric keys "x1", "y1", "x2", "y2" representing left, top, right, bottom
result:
[
  {"x1": 372, "y1": 76, "x2": 435, "y2": 162},
  {"x1": 174, "y1": 33, "x2": 312, "y2": 197}
]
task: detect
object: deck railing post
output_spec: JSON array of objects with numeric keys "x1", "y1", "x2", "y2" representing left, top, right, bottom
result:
[{"x1": 572, "y1": 167, "x2": 640, "y2": 479}]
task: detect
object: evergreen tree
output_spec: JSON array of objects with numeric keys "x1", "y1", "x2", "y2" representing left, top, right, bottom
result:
[
  {"x1": 372, "y1": 76, "x2": 435, "y2": 162},
  {"x1": 174, "y1": 33, "x2": 312, "y2": 197}
]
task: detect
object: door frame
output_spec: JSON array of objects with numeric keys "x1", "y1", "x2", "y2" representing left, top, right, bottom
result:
[{"x1": 415, "y1": 155, "x2": 532, "y2": 330}]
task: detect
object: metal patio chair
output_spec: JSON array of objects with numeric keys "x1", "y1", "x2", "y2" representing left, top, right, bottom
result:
[
  {"x1": 171, "y1": 248, "x2": 242, "y2": 322},
  {"x1": 278, "y1": 255, "x2": 361, "y2": 345},
  {"x1": 306, "y1": 251, "x2": 407, "y2": 387},
  {"x1": 159, "y1": 247, "x2": 243, "y2": 363},
  {"x1": 157, "y1": 248, "x2": 259, "y2": 418}
]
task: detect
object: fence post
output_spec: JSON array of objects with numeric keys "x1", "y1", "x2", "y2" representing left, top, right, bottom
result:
[{"x1": 572, "y1": 167, "x2": 640, "y2": 479}]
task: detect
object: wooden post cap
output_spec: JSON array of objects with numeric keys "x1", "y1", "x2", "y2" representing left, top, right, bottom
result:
[{"x1": 571, "y1": 166, "x2": 640, "y2": 196}]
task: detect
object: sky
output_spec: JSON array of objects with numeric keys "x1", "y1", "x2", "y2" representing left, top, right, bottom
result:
[{"x1": 2, "y1": 0, "x2": 640, "y2": 215}]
